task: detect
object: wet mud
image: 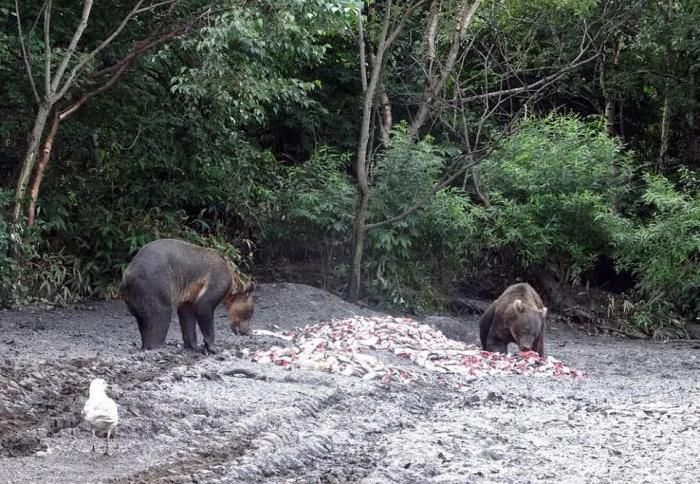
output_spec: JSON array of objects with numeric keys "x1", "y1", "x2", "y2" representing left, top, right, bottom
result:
[{"x1": 1, "y1": 282, "x2": 698, "y2": 483}]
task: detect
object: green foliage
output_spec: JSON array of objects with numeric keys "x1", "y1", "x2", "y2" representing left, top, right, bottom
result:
[
  {"x1": 364, "y1": 127, "x2": 467, "y2": 310},
  {"x1": 473, "y1": 115, "x2": 631, "y2": 283},
  {"x1": 613, "y1": 171, "x2": 700, "y2": 330},
  {"x1": 258, "y1": 147, "x2": 355, "y2": 283},
  {"x1": 0, "y1": 189, "x2": 24, "y2": 307},
  {"x1": 8, "y1": 205, "x2": 249, "y2": 305},
  {"x1": 0, "y1": 0, "x2": 697, "y2": 340},
  {"x1": 260, "y1": 128, "x2": 472, "y2": 311},
  {"x1": 172, "y1": 0, "x2": 354, "y2": 127}
]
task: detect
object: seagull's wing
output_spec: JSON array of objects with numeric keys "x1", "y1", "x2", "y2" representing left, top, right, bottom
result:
[{"x1": 83, "y1": 396, "x2": 119, "y2": 427}]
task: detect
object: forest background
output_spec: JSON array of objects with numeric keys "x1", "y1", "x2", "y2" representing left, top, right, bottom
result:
[{"x1": 0, "y1": 0, "x2": 698, "y2": 337}]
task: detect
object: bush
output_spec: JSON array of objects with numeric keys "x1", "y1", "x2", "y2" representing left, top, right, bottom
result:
[
  {"x1": 261, "y1": 128, "x2": 472, "y2": 311},
  {"x1": 613, "y1": 170, "x2": 700, "y2": 333},
  {"x1": 0, "y1": 190, "x2": 250, "y2": 308},
  {"x1": 0, "y1": 189, "x2": 25, "y2": 307},
  {"x1": 472, "y1": 115, "x2": 631, "y2": 284},
  {"x1": 258, "y1": 146, "x2": 356, "y2": 283},
  {"x1": 364, "y1": 127, "x2": 468, "y2": 309}
]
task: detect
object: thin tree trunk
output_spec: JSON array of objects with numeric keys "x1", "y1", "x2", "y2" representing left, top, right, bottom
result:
[
  {"x1": 347, "y1": 2, "x2": 393, "y2": 302},
  {"x1": 658, "y1": 0, "x2": 674, "y2": 170},
  {"x1": 13, "y1": 103, "x2": 51, "y2": 222},
  {"x1": 603, "y1": 97, "x2": 615, "y2": 135},
  {"x1": 348, "y1": 181, "x2": 369, "y2": 301},
  {"x1": 27, "y1": 113, "x2": 60, "y2": 226},
  {"x1": 378, "y1": 88, "x2": 392, "y2": 146},
  {"x1": 658, "y1": 91, "x2": 671, "y2": 169},
  {"x1": 600, "y1": 36, "x2": 622, "y2": 136}
]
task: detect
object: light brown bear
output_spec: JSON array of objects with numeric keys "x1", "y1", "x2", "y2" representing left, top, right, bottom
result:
[
  {"x1": 121, "y1": 239, "x2": 255, "y2": 353},
  {"x1": 479, "y1": 282, "x2": 547, "y2": 355}
]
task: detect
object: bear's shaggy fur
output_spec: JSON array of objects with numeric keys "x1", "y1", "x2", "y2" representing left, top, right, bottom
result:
[{"x1": 479, "y1": 283, "x2": 547, "y2": 355}]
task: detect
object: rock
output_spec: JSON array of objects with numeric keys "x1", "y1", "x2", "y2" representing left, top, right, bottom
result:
[
  {"x1": 449, "y1": 297, "x2": 491, "y2": 315},
  {"x1": 423, "y1": 316, "x2": 474, "y2": 343}
]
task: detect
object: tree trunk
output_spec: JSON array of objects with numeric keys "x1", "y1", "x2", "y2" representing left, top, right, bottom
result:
[
  {"x1": 658, "y1": 91, "x2": 671, "y2": 170},
  {"x1": 27, "y1": 113, "x2": 60, "y2": 226},
  {"x1": 603, "y1": 98, "x2": 615, "y2": 135},
  {"x1": 379, "y1": 88, "x2": 392, "y2": 146},
  {"x1": 600, "y1": 36, "x2": 623, "y2": 136},
  {"x1": 346, "y1": 3, "x2": 393, "y2": 302},
  {"x1": 347, "y1": 67, "x2": 379, "y2": 301},
  {"x1": 347, "y1": 180, "x2": 369, "y2": 301},
  {"x1": 13, "y1": 103, "x2": 52, "y2": 222}
]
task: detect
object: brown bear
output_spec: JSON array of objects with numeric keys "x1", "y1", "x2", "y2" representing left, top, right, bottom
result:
[
  {"x1": 121, "y1": 239, "x2": 255, "y2": 353},
  {"x1": 479, "y1": 282, "x2": 547, "y2": 355}
]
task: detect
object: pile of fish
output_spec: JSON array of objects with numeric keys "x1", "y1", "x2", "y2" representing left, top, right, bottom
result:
[{"x1": 249, "y1": 316, "x2": 584, "y2": 385}]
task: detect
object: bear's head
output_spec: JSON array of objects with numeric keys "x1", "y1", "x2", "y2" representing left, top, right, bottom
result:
[
  {"x1": 509, "y1": 299, "x2": 547, "y2": 351},
  {"x1": 223, "y1": 281, "x2": 256, "y2": 335}
]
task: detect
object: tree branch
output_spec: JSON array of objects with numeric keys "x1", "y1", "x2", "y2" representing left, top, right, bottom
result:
[
  {"x1": 43, "y1": 0, "x2": 52, "y2": 97},
  {"x1": 411, "y1": 0, "x2": 482, "y2": 137},
  {"x1": 460, "y1": 51, "x2": 600, "y2": 103},
  {"x1": 134, "y1": 0, "x2": 178, "y2": 15},
  {"x1": 357, "y1": 9, "x2": 368, "y2": 93},
  {"x1": 54, "y1": 0, "x2": 147, "y2": 101},
  {"x1": 386, "y1": 0, "x2": 428, "y2": 48},
  {"x1": 50, "y1": 0, "x2": 94, "y2": 95},
  {"x1": 366, "y1": 155, "x2": 479, "y2": 230},
  {"x1": 443, "y1": 0, "x2": 481, "y2": 84},
  {"x1": 14, "y1": 0, "x2": 40, "y2": 104},
  {"x1": 425, "y1": 0, "x2": 440, "y2": 80},
  {"x1": 59, "y1": 6, "x2": 201, "y2": 120}
]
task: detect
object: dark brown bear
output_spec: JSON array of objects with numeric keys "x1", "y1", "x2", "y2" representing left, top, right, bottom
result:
[
  {"x1": 479, "y1": 282, "x2": 547, "y2": 355},
  {"x1": 121, "y1": 239, "x2": 255, "y2": 353}
]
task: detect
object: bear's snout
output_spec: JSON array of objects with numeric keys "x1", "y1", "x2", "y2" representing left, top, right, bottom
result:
[{"x1": 518, "y1": 337, "x2": 535, "y2": 351}]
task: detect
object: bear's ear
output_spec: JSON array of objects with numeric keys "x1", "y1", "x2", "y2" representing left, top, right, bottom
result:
[
  {"x1": 514, "y1": 299, "x2": 524, "y2": 312},
  {"x1": 243, "y1": 281, "x2": 256, "y2": 294},
  {"x1": 541, "y1": 307, "x2": 548, "y2": 318}
]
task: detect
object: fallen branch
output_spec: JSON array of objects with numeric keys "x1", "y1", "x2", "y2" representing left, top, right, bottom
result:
[{"x1": 593, "y1": 324, "x2": 648, "y2": 340}]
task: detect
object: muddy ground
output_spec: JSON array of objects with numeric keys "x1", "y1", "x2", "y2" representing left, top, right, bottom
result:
[{"x1": 1, "y1": 282, "x2": 699, "y2": 484}]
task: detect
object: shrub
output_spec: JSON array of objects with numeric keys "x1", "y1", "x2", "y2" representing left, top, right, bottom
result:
[
  {"x1": 258, "y1": 146, "x2": 356, "y2": 283},
  {"x1": 261, "y1": 128, "x2": 472, "y2": 311},
  {"x1": 472, "y1": 115, "x2": 632, "y2": 284},
  {"x1": 613, "y1": 170, "x2": 700, "y2": 333},
  {"x1": 0, "y1": 195, "x2": 249, "y2": 308},
  {"x1": 364, "y1": 127, "x2": 467, "y2": 309}
]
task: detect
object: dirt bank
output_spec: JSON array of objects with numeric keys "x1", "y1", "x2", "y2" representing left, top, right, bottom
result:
[{"x1": 1, "y1": 282, "x2": 699, "y2": 483}]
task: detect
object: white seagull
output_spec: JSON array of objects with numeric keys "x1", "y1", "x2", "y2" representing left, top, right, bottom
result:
[{"x1": 82, "y1": 378, "x2": 119, "y2": 455}]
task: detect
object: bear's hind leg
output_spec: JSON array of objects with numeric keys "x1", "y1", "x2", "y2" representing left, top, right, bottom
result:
[
  {"x1": 479, "y1": 305, "x2": 496, "y2": 350},
  {"x1": 193, "y1": 305, "x2": 217, "y2": 354},
  {"x1": 177, "y1": 304, "x2": 198, "y2": 350}
]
